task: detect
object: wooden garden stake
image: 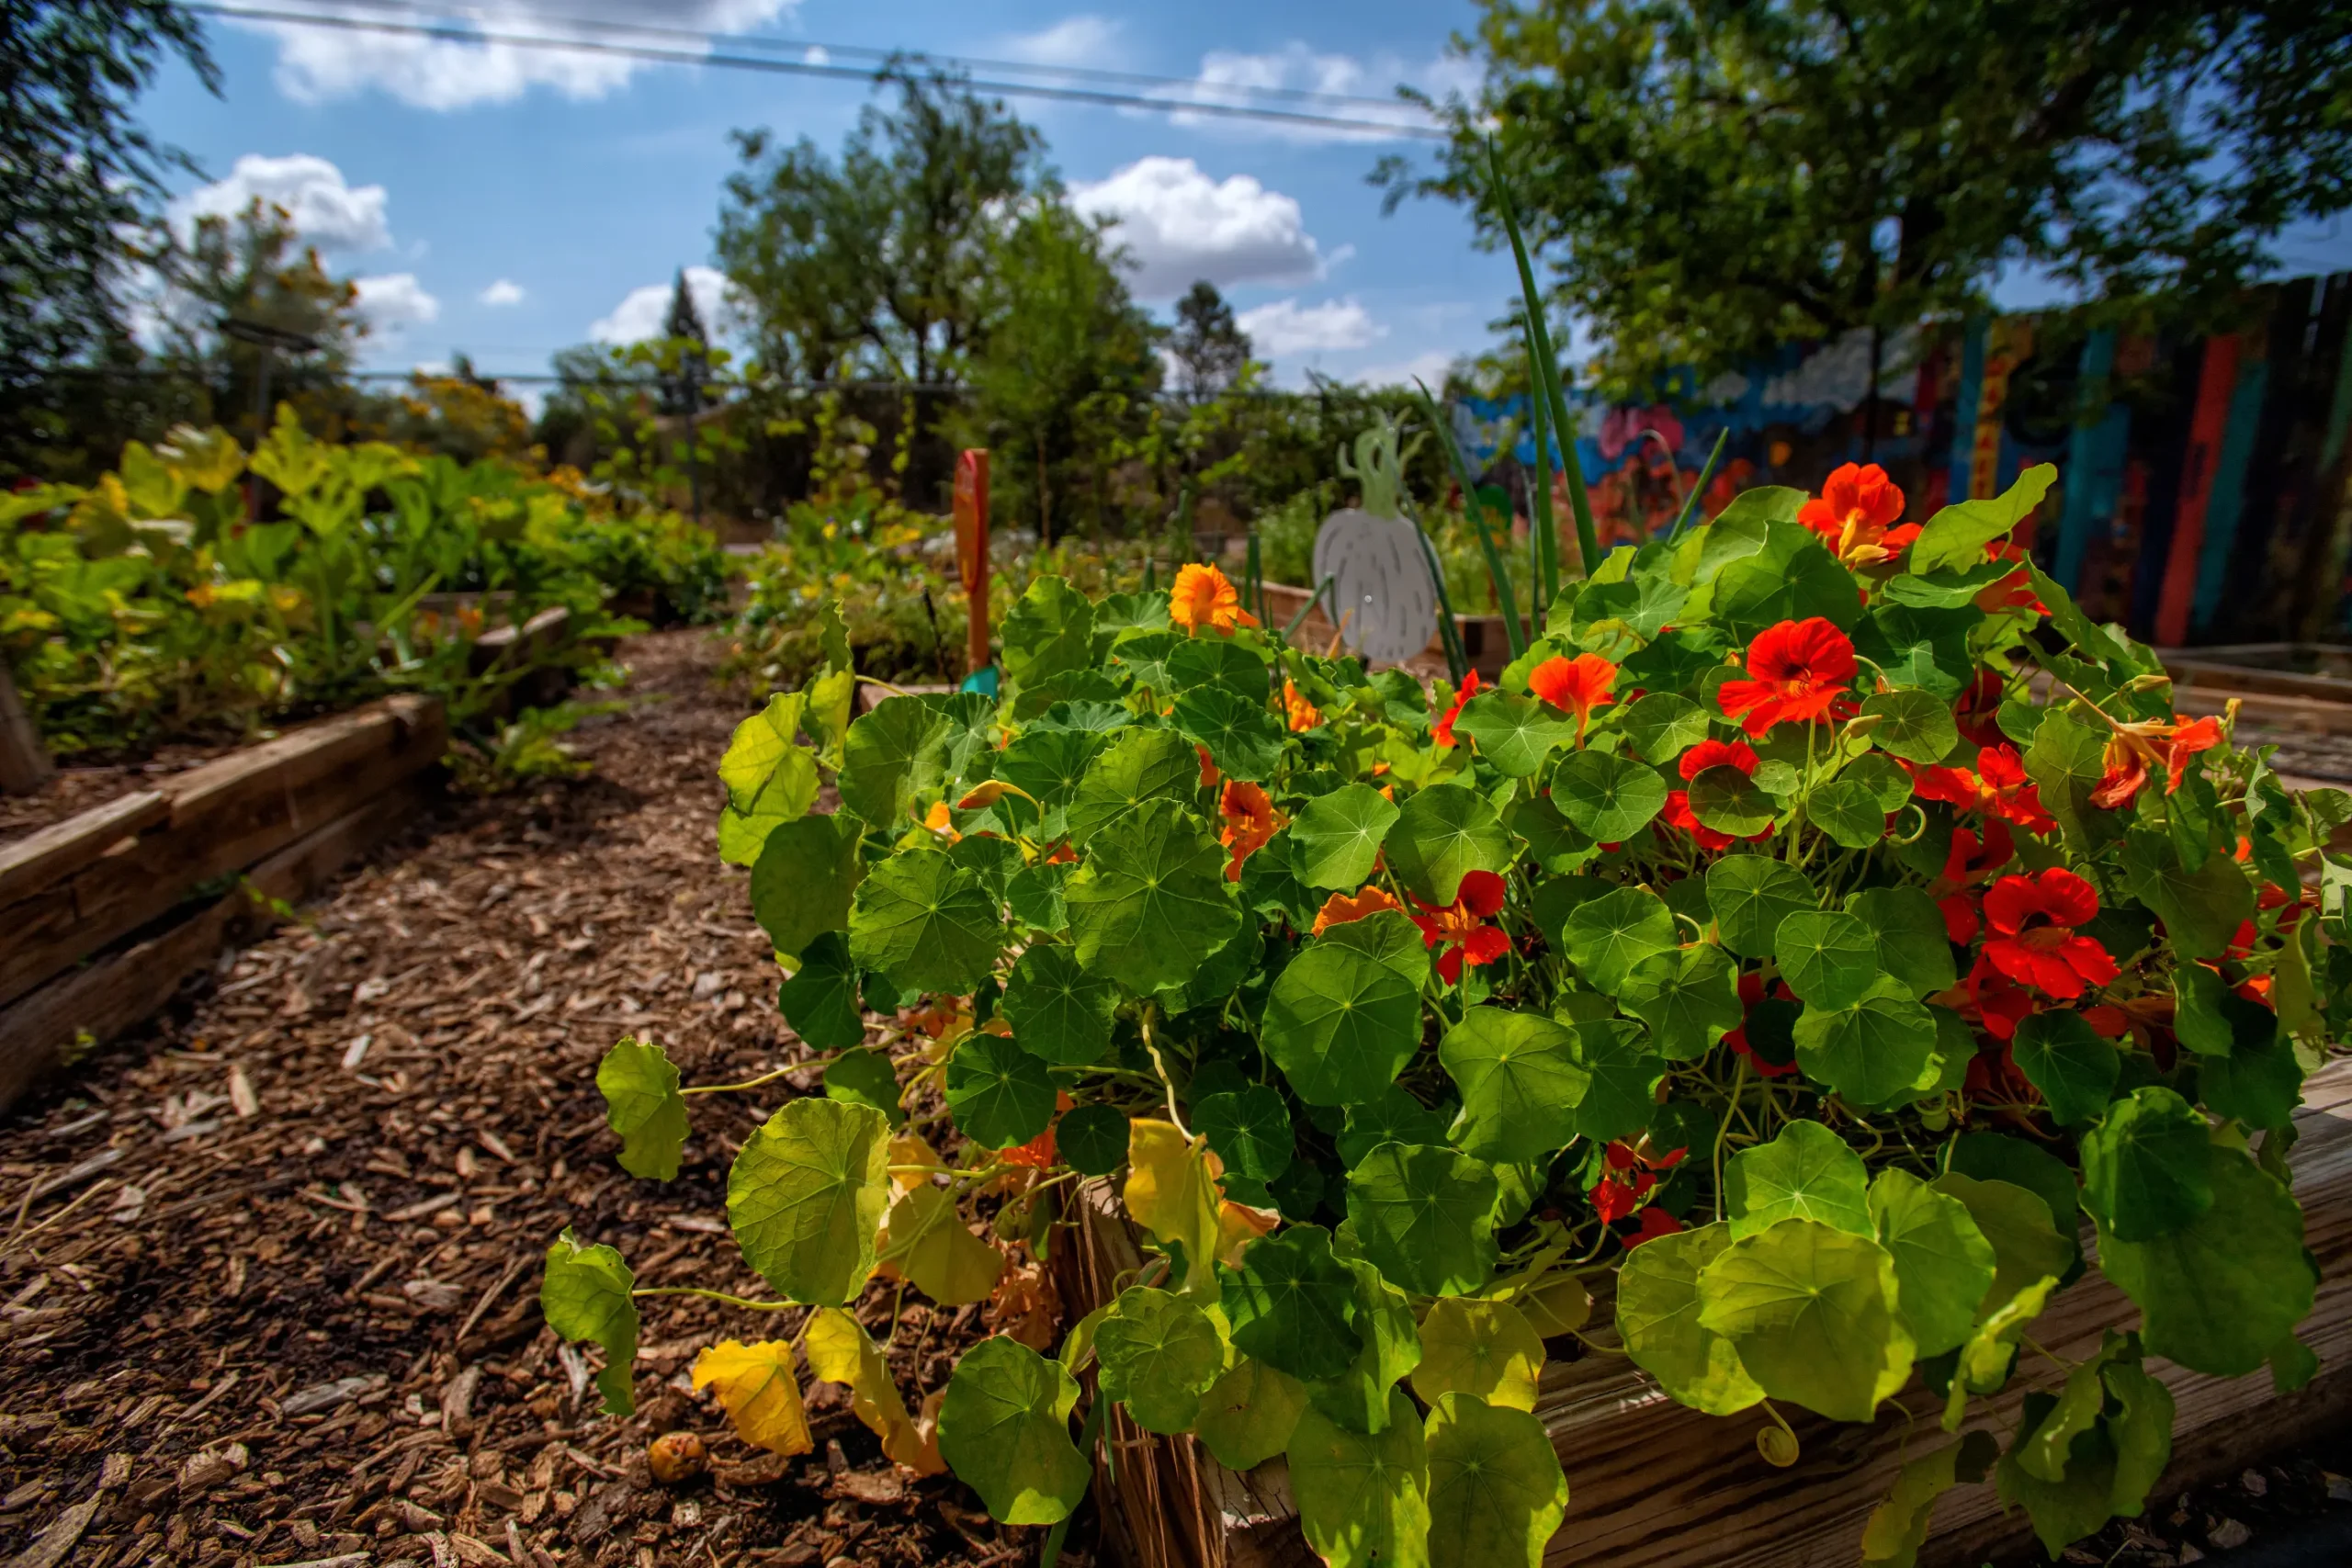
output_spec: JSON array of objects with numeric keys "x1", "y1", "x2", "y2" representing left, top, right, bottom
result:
[
  {"x1": 954, "y1": 449, "x2": 990, "y2": 677},
  {"x1": 0, "y1": 663, "x2": 51, "y2": 795}
]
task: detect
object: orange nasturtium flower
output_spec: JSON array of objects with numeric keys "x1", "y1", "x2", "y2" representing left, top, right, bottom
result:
[
  {"x1": 1217, "y1": 780, "x2": 1284, "y2": 881},
  {"x1": 1311, "y1": 885, "x2": 1404, "y2": 936},
  {"x1": 1431, "y1": 669, "x2": 1482, "y2": 748},
  {"x1": 1283, "y1": 677, "x2": 1324, "y2": 733},
  {"x1": 1527, "y1": 652, "x2": 1618, "y2": 743},
  {"x1": 922, "y1": 800, "x2": 960, "y2": 841},
  {"x1": 2088, "y1": 715, "x2": 2224, "y2": 810},
  {"x1": 1797, "y1": 461, "x2": 1919, "y2": 567},
  {"x1": 1716, "y1": 618, "x2": 1858, "y2": 737},
  {"x1": 1169, "y1": 563, "x2": 1259, "y2": 635}
]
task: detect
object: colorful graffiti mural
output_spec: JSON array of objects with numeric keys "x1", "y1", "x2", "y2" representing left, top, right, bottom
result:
[{"x1": 1446, "y1": 274, "x2": 2352, "y2": 648}]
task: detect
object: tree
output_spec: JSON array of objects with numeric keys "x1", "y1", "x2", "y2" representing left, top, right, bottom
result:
[
  {"x1": 1378, "y1": 0, "x2": 2352, "y2": 389},
  {"x1": 716, "y1": 63, "x2": 1044, "y2": 389},
  {"x1": 1, "y1": 0, "x2": 217, "y2": 467},
  {"x1": 1168, "y1": 281, "x2": 1253, "y2": 402}
]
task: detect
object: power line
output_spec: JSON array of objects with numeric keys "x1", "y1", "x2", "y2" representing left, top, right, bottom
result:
[{"x1": 186, "y1": 3, "x2": 1452, "y2": 140}]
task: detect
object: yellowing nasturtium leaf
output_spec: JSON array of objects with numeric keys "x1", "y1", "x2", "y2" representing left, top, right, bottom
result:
[
  {"x1": 847, "y1": 848, "x2": 1001, "y2": 996},
  {"x1": 1385, "y1": 782, "x2": 1512, "y2": 907},
  {"x1": 877, "y1": 1180, "x2": 1006, "y2": 1305},
  {"x1": 804, "y1": 1306, "x2": 944, "y2": 1472},
  {"x1": 1696, "y1": 1218, "x2": 1915, "y2": 1424},
  {"x1": 936, "y1": 1336, "x2": 1091, "y2": 1526},
  {"x1": 728, "y1": 1097, "x2": 891, "y2": 1308},
  {"x1": 1867, "y1": 1168, "x2": 1996, "y2": 1359},
  {"x1": 1725, "y1": 1120, "x2": 1871, "y2": 1238},
  {"x1": 1125, "y1": 1118, "x2": 1223, "y2": 1293},
  {"x1": 1423, "y1": 1393, "x2": 1568, "y2": 1568},
  {"x1": 1411, "y1": 1298, "x2": 1544, "y2": 1413},
  {"x1": 1613, "y1": 1221, "x2": 1764, "y2": 1416},
  {"x1": 1262, "y1": 912, "x2": 1427, "y2": 1106},
  {"x1": 1286, "y1": 1387, "x2": 1431, "y2": 1568},
  {"x1": 540, "y1": 1228, "x2": 638, "y2": 1416},
  {"x1": 1859, "y1": 1433, "x2": 1997, "y2": 1568},
  {"x1": 596, "y1": 1036, "x2": 687, "y2": 1180},
  {"x1": 1065, "y1": 798, "x2": 1244, "y2": 993},
  {"x1": 1437, "y1": 1007, "x2": 1589, "y2": 1165},
  {"x1": 718, "y1": 692, "x2": 812, "y2": 813},
  {"x1": 1195, "y1": 1357, "x2": 1309, "y2": 1472},
  {"x1": 692, "y1": 1339, "x2": 812, "y2": 1457},
  {"x1": 1220, "y1": 1223, "x2": 1364, "y2": 1382},
  {"x1": 1094, "y1": 1285, "x2": 1230, "y2": 1433},
  {"x1": 1346, "y1": 1142, "x2": 1501, "y2": 1298},
  {"x1": 2097, "y1": 1150, "x2": 2317, "y2": 1378}
]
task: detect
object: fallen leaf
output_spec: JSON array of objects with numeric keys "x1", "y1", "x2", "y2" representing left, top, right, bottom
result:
[{"x1": 692, "y1": 1340, "x2": 812, "y2": 1458}]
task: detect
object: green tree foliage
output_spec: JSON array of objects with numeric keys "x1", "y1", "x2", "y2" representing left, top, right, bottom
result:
[
  {"x1": 1380, "y1": 0, "x2": 2352, "y2": 386},
  {"x1": 1170, "y1": 281, "x2": 1253, "y2": 403}
]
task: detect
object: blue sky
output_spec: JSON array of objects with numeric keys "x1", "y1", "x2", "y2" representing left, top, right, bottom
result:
[{"x1": 139, "y1": 2, "x2": 1519, "y2": 391}]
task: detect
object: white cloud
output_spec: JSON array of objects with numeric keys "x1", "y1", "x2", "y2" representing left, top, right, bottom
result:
[
  {"x1": 1071, "y1": 157, "x2": 1321, "y2": 300},
  {"x1": 1237, "y1": 297, "x2": 1384, "y2": 358},
  {"x1": 1154, "y1": 43, "x2": 1469, "y2": 143},
  {"x1": 248, "y1": 2, "x2": 799, "y2": 111},
  {"x1": 591, "y1": 265, "x2": 735, "y2": 344},
  {"x1": 480, "y1": 278, "x2": 526, "y2": 307},
  {"x1": 354, "y1": 274, "x2": 441, "y2": 332},
  {"x1": 1000, "y1": 15, "x2": 1124, "y2": 68},
  {"x1": 802, "y1": 45, "x2": 830, "y2": 66},
  {"x1": 174, "y1": 153, "x2": 390, "y2": 252},
  {"x1": 1351, "y1": 349, "x2": 1457, "y2": 389}
]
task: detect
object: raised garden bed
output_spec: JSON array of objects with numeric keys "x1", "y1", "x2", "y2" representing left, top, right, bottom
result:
[
  {"x1": 2158, "y1": 643, "x2": 2352, "y2": 707},
  {"x1": 1053, "y1": 1058, "x2": 2352, "y2": 1568},
  {"x1": 1258, "y1": 580, "x2": 1530, "y2": 678}
]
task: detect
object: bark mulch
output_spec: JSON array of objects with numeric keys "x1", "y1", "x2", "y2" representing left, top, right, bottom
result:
[
  {"x1": 0, "y1": 628, "x2": 1077, "y2": 1568},
  {"x1": 0, "y1": 740, "x2": 239, "y2": 843}
]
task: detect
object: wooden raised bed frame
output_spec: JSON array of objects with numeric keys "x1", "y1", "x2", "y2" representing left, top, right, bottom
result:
[
  {"x1": 1257, "y1": 581, "x2": 1529, "y2": 679},
  {"x1": 1053, "y1": 1059, "x2": 2352, "y2": 1568}
]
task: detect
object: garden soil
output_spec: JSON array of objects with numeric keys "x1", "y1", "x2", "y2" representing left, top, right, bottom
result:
[{"x1": 0, "y1": 628, "x2": 1082, "y2": 1568}]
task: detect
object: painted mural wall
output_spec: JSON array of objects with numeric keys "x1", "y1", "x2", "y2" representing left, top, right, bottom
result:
[{"x1": 1447, "y1": 273, "x2": 2352, "y2": 649}]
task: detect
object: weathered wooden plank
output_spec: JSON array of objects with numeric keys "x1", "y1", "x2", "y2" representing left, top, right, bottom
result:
[
  {"x1": 0, "y1": 790, "x2": 169, "y2": 908},
  {"x1": 0, "y1": 664, "x2": 50, "y2": 795},
  {"x1": 0, "y1": 773, "x2": 432, "y2": 1111},
  {"x1": 1063, "y1": 1061, "x2": 2352, "y2": 1568}
]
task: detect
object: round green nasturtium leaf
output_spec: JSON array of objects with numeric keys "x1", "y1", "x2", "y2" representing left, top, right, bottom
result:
[
  {"x1": 1616, "y1": 944, "x2": 1744, "y2": 1060},
  {"x1": 1689, "y1": 764, "x2": 1777, "y2": 837},
  {"x1": 1696, "y1": 1218, "x2": 1915, "y2": 1424},
  {"x1": 1057, "y1": 1103, "x2": 1129, "y2": 1178},
  {"x1": 1424, "y1": 1393, "x2": 1569, "y2": 1568},
  {"x1": 748, "y1": 811, "x2": 864, "y2": 962},
  {"x1": 1560, "y1": 886, "x2": 1677, "y2": 995},
  {"x1": 822, "y1": 1047, "x2": 904, "y2": 1129},
  {"x1": 1196, "y1": 1085, "x2": 1295, "y2": 1182},
  {"x1": 1868, "y1": 1168, "x2": 1996, "y2": 1358},
  {"x1": 1841, "y1": 750, "x2": 1916, "y2": 812},
  {"x1": 728, "y1": 1097, "x2": 891, "y2": 1308},
  {"x1": 1930, "y1": 1172, "x2": 2072, "y2": 1318},
  {"x1": 1095, "y1": 1285, "x2": 1230, "y2": 1434},
  {"x1": 1948, "y1": 1133, "x2": 2082, "y2": 1247},
  {"x1": 936, "y1": 1335, "x2": 1090, "y2": 1526},
  {"x1": 1618, "y1": 691, "x2": 1711, "y2": 764},
  {"x1": 2098, "y1": 1151, "x2": 2316, "y2": 1378},
  {"x1": 1169, "y1": 633, "x2": 1272, "y2": 700},
  {"x1": 2009, "y1": 1010, "x2": 2120, "y2": 1126},
  {"x1": 943, "y1": 1032, "x2": 1057, "y2": 1150},
  {"x1": 597, "y1": 1036, "x2": 688, "y2": 1181},
  {"x1": 847, "y1": 848, "x2": 1000, "y2": 996},
  {"x1": 1844, "y1": 885, "x2": 1958, "y2": 999},
  {"x1": 1412, "y1": 1299, "x2": 1546, "y2": 1413},
  {"x1": 1064, "y1": 798, "x2": 1243, "y2": 994},
  {"x1": 1552, "y1": 749, "x2": 1669, "y2": 842},
  {"x1": 1776, "y1": 909, "x2": 1879, "y2": 1010},
  {"x1": 1794, "y1": 977, "x2": 1941, "y2": 1110},
  {"x1": 1007, "y1": 861, "x2": 1071, "y2": 932},
  {"x1": 1455, "y1": 690, "x2": 1579, "y2": 777},
  {"x1": 541, "y1": 1228, "x2": 640, "y2": 1416},
  {"x1": 777, "y1": 930, "x2": 865, "y2": 1051},
  {"x1": 1614, "y1": 1221, "x2": 1765, "y2": 1416},
  {"x1": 1271, "y1": 1159, "x2": 1326, "y2": 1224},
  {"x1": 1346, "y1": 1142, "x2": 1501, "y2": 1297},
  {"x1": 1287, "y1": 1388, "x2": 1430, "y2": 1568},
  {"x1": 1862, "y1": 689, "x2": 1961, "y2": 764},
  {"x1": 1338, "y1": 1086, "x2": 1452, "y2": 1168},
  {"x1": 1290, "y1": 783, "x2": 1402, "y2": 890},
  {"x1": 1196, "y1": 1358, "x2": 1310, "y2": 1472},
  {"x1": 993, "y1": 724, "x2": 1104, "y2": 813},
  {"x1": 1304, "y1": 1255, "x2": 1424, "y2": 1436},
  {"x1": 836, "y1": 694, "x2": 948, "y2": 829},
  {"x1": 2079, "y1": 1086, "x2": 2215, "y2": 1242},
  {"x1": 1385, "y1": 783, "x2": 1513, "y2": 907},
  {"x1": 1065, "y1": 727, "x2": 1199, "y2": 846},
  {"x1": 1705, "y1": 855, "x2": 1819, "y2": 960},
  {"x1": 1725, "y1": 1120, "x2": 1871, "y2": 1239},
  {"x1": 1804, "y1": 776, "x2": 1888, "y2": 850},
  {"x1": 1174, "y1": 686, "x2": 1285, "y2": 781},
  {"x1": 1262, "y1": 913, "x2": 1427, "y2": 1106},
  {"x1": 2195, "y1": 991, "x2": 2305, "y2": 1130},
  {"x1": 1566, "y1": 1018, "x2": 1665, "y2": 1145},
  {"x1": 1437, "y1": 1007, "x2": 1589, "y2": 1165},
  {"x1": 1220, "y1": 1223, "x2": 1364, "y2": 1382},
  {"x1": 1001, "y1": 943, "x2": 1119, "y2": 1066}
]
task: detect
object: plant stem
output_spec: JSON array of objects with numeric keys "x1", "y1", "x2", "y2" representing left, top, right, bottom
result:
[{"x1": 630, "y1": 1287, "x2": 796, "y2": 1311}]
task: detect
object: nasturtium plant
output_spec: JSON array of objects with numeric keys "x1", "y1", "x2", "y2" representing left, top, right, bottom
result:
[{"x1": 546, "y1": 460, "x2": 2349, "y2": 1568}]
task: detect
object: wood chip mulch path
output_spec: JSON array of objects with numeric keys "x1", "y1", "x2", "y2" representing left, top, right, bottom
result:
[{"x1": 0, "y1": 629, "x2": 1079, "y2": 1568}]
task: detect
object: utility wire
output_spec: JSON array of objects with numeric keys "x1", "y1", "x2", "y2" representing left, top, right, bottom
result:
[{"x1": 186, "y1": 3, "x2": 1451, "y2": 139}]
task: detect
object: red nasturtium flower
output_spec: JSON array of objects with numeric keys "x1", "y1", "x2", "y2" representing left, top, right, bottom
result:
[
  {"x1": 1311, "y1": 885, "x2": 1404, "y2": 936},
  {"x1": 1627, "y1": 1206, "x2": 1687, "y2": 1247},
  {"x1": 1169, "y1": 562, "x2": 1259, "y2": 635},
  {"x1": 1928, "y1": 819, "x2": 2014, "y2": 942},
  {"x1": 1909, "y1": 744, "x2": 2056, "y2": 835},
  {"x1": 1527, "y1": 652, "x2": 1619, "y2": 742},
  {"x1": 1661, "y1": 739, "x2": 1767, "y2": 852},
  {"x1": 1590, "y1": 1136, "x2": 1687, "y2": 1224},
  {"x1": 1797, "y1": 462, "x2": 1919, "y2": 567},
  {"x1": 1717, "y1": 617, "x2": 1858, "y2": 737},
  {"x1": 2089, "y1": 716, "x2": 2223, "y2": 809},
  {"x1": 1408, "y1": 868, "x2": 1510, "y2": 984},
  {"x1": 1981, "y1": 867, "x2": 2119, "y2": 1000},
  {"x1": 1431, "y1": 669, "x2": 1482, "y2": 748},
  {"x1": 1218, "y1": 780, "x2": 1284, "y2": 881}
]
